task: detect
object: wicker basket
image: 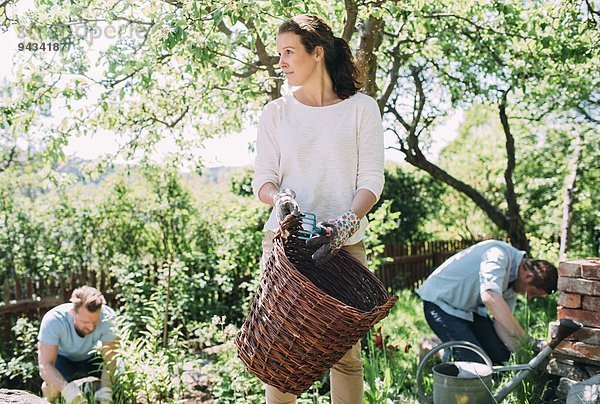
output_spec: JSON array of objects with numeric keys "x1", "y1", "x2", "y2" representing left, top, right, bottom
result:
[{"x1": 235, "y1": 215, "x2": 398, "y2": 395}]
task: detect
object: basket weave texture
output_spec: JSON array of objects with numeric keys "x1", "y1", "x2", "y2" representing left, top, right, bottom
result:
[{"x1": 235, "y1": 215, "x2": 398, "y2": 395}]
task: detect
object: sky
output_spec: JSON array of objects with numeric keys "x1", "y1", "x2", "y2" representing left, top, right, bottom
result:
[{"x1": 1, "y1": 5, "x2": 462, "y2": 168}]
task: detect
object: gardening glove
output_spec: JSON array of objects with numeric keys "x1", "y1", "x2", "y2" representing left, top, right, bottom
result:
[
  {"x1": 307, "y1": 209, "x2": 360, "y2": 265},
  {"x1": 62, "y1": 381, "x2": 86, "y2": 404},
  {"x1": 531, "y1": 337, "x2": 547, "y2": 354},
  {"x1": 274, "y1": 188, "x2": 300, "y2": 223},
  {"x1": 94, "y1": 387, "x2": 113, "y2": 404}
]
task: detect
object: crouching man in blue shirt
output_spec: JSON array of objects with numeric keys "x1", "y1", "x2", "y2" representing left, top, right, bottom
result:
[
  {"x1": 38, "y1": 286, "x2": 118, "y2": 403},
  {"x1": 416, "y1": 240, "x2": 558, "y2": 364}
]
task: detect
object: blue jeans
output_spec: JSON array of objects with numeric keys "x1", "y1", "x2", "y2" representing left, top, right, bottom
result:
[
  {"x1": 423, "y1": 300, "x2": 510, "y2": 365},
  {"x1": 55, "y1": 355, "x2": 102, "y2": 382}
]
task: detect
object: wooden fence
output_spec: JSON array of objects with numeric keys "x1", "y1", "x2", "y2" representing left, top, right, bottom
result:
[
  {"x1": 0, "y1": 239, "x2": 478, "y2": 344},
  {"x1": 376, "y1": 239, "x2": 479, "y2": 291}
]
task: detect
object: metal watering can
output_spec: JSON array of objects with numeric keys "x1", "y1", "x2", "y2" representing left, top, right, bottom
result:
[{"x1": 416, "y1": 318, "x2": 582, "y2": 403}]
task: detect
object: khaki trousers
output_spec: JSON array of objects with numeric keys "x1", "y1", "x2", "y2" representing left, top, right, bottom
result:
[{"x1": 260, "y1": 231, "x2": 365, "y2": 404}]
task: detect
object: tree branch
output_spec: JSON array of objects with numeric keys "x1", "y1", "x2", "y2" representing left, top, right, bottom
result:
[
  {"x1": 387, "y1": 67, "x2": 512, "y2": 238},
  {"x1": 100, "y1": 23, "x2": 154, "y2": 87},
  {"x1": 151, "y1": 105, "x2": 190, "y2": 128},
  {"x1": 56, "y1": 17, "x2": 152, "y2": 26},
  {"x1": 458, "y1": 26, "x2": 505, "y2": 67},
  {"x1": 217, "y1": 20, "x2": 232, "y2": 37},
  {"x1": 0, "y1": 145, "x2": 17, "y2": 173},
  {"x1": 205, "y1": 48, "x2": 268, "y2": 78},
  {"x1": 386, "y1": 105, "x2": 411, "y2": 132},
  {"x1": 410, "y1": 65, "x2": 425, "y2": 140},
  {"x1": 241, "y1": 18, "x2": 280, "y2": 100},
  {"x1": 378, "y1": 42, "x2": 403, "y2": 114},
  {"x1": 403, "y1": 147, "x2": 511, "y2": 232},
  {"x1": 422, "y1": 12, "x2": 527, "y2": 40},
  {"x1": 160, "y1": 0, "x2": 182, "y2": 8},
  {"x1": 576, "y1": 105, "x2": 599, "y2": 125},
  {"x1": 584, "y1": 0, "x2": 600, "y2": 24},
  {"x1": 342, "y1": 0, "x2": 358, "y2": 43}
]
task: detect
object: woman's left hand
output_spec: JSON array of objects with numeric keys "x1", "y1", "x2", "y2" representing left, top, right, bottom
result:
[{"x1": 307, "y1": 209, "x2": 360, "y2": 265}]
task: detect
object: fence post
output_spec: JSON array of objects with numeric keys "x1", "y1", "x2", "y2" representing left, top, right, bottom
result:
[
  {"x1": 70, "y1": 272, "x2": 78, "y2": 297},
  {"x1": 37, "y1": 276, "x2": 45, "y2": 320},
  {"x1": 25, "y1": 276, "x2": 35, "y2": 321},
  {"x1": 3, "y1": 280, "x2": 11, "y2": 344},
  {"x1": 61, "y1": 276, "x2": 69, "y2": 303}
]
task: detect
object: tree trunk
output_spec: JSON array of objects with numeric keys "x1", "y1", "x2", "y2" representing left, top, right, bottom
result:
[
  {"x1": 356, "y1": 15, "x2": 383, "y2": 98},
  {"x1": 559, "y1": 131, "x2": 584, "y2": 259},
  {"x1": 498, "y1": 93, "x2": 528, "y2": 251}
]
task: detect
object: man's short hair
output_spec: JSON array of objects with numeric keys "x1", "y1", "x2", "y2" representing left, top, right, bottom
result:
[
  {"x1": 70, "y1": 286, "x2": 106, "y2": 313},
  {"x1": 528, "y1": 260, "x2": 558, "y2": 294}
]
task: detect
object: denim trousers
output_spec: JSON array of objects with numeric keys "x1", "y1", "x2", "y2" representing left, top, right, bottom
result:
[
  {"x1": 423, "y1": 300, "x2": 510, "y2": 364},
  {"x1": 54, "y1": 354, "x2": 102, "y2": 382}
]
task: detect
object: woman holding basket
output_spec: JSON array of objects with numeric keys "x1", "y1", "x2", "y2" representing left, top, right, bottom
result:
[{"x1": 251, "y1": 14, "x2": 385, "y2": 404}]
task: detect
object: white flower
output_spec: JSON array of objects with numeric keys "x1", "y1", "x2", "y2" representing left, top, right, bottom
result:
[
  {"x1": 375, "y1": 377, "x2": 383, "y2": 390},
  {"x1": 224, "y1": 324, "x2": 236, "y2": 337}
]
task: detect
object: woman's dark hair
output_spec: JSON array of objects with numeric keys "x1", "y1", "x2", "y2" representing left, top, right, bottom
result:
[{"x1": 278, "y1": 14, "x2": 361, "y2": 99}]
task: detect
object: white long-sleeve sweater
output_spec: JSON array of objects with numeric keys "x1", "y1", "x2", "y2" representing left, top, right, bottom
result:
[{"x1": 252, "y1": 92, "x2": 385, "y2": 245}]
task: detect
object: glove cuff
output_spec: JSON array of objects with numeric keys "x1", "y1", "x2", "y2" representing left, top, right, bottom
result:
[
  {"x1": 62, "y1": 381, "x2": 82, "y2": 403},
  {"x1": 95, "y1": 386, "x2": 113, "y2": 401},
  {"x1": 328, "y1": 209, "x2": 360, "y2": 250},
  {"x1": 274, "y1": 188, "x2": 296, "y2": 202}
]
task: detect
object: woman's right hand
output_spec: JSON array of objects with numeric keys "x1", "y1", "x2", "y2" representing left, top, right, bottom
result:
[{"x1": 274, "y1": 188, "x2": 300, "y2": 223}]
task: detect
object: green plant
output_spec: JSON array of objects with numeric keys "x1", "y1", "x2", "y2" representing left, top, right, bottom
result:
[
  {"x1": 111, "y1": 300, "x2": 187, "y2": 403},
  {"x1": 0, "y1": 317, "x2": 41, "y2": 390},
  {"x1": 364, "y1": 200, "x2": 401, "y2": 269},
  {"x1": 199, "y1": 315, "x2": 331, "y2": 403},
  {"x1": 229, "y1": 167, "x2": 254, "y2": 197},
  {"x1": 498, "y1": 293, "x2": 558, "y2": 403},
  {"x1": 364, "y1": 327, "x2": 403, "y2": 404},
  {"x1": 362, "y1": 289, "x2": 426, "y2": 403},
  {"x1": 194, "y1": 316, "x2": 263, "y2": 403}
]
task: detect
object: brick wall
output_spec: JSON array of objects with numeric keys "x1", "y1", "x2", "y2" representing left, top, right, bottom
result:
[{"x1": 548, "y1": 258, "x2": 600, "y2": 379}]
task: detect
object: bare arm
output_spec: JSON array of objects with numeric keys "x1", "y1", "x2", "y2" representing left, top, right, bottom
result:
[
  {"x1": 38, "y1": 342, "x2": 67, "y2": 396},
  {"x1": 257, "y1": 182, "x2": 279, "y2": 207},
  {"x1": 481, "y1": 290, "x2": 525, "y2": 352},
  {"x1": 100, "y1": 338, "x2": 119, "y2": 388},
  {"x1": 350, "y1": 189, "x2": 378, "y2": 219}
]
